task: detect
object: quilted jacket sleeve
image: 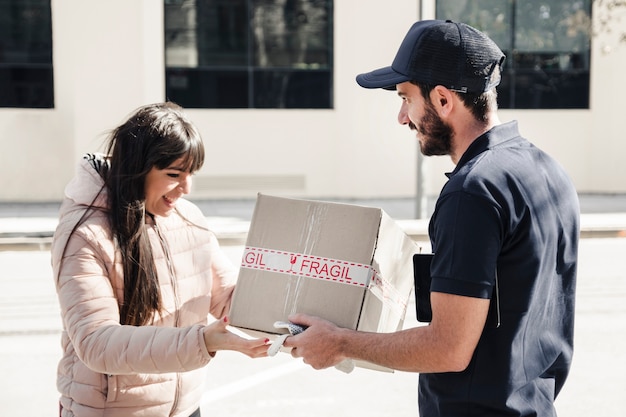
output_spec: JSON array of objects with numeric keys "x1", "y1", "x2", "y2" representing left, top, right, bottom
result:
[
  {"x1": 207, "y1": 232, "x2": 236, "y2": 320},
  {"x1": 54, "y1": 222, "x2": 213, "y2": 375}
]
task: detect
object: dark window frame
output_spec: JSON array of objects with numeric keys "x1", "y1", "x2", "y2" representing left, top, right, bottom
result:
[
  {"x1": 164, "y1": 0, "x2": 334, "y2": 109},
  {"x1": 0, "y1": 0, "x2": 54, "y2": 109},
  {"x1": 435, "y1": 0, "x2": 591, "y2": 109}
]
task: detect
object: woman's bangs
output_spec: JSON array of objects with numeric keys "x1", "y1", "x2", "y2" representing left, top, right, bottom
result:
[
  {"x1": 180, "y1": 137, "x2": 204, "y2": 173},
  {"x1": 177, "y1": 119, "x2": 205, "y2": 173}
]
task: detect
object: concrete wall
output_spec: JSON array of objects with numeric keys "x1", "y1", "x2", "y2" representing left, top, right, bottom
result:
[
  {"x1": 1, "y1": 0, "x2": 165, "y2": 201},
  {"x1": 0, "y1": 0, "x2": 624, "y2": 203}
]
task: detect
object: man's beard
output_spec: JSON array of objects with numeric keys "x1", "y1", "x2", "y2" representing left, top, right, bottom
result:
[{"x1": 412, "y1": 99, "x2": 453, "y2": 156}]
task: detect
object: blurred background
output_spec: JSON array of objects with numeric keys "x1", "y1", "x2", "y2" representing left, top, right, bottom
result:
[{"x1": 1, "y1": 0, "x2": 626, "y2": 218}]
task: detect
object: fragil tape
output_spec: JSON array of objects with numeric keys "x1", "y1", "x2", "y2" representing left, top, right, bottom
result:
[
  {"x1": 240, "y1": 246, "x2": 408, "y2": 316},
  {"x1": 240, "y1": 246, "x2": 373, "y2": 287}
]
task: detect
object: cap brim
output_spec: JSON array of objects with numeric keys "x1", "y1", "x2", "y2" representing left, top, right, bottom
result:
[{"x1": 356, "y1": 66, "x2": 410, "y2": 90}]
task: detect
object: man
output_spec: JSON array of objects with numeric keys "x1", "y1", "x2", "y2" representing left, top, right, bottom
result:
[{"x1": 284, "y1": 20, "x2": 580, "y2": 416}]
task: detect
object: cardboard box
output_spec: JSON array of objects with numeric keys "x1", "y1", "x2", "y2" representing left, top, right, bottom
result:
[{"x1": 229, "y1": 194, "x2": 419, "y2": 371}]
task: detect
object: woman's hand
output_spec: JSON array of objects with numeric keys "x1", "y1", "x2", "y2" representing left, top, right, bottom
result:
[{"x1": 203, "y1": 316, "x2": 269, "y2": 358}]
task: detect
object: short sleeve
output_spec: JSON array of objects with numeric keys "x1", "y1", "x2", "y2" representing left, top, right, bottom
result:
[{"x1": 429, "y1": 190, "x2": 503, "y2": 299}]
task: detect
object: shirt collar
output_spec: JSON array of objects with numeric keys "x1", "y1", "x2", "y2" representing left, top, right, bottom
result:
[{"x1": 445, "y1": 120, "x2": 520, "y2": 178}]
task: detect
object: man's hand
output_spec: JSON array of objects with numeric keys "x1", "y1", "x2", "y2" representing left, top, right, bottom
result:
[{"x1": 282, "y1": 313, "x2": 350, "y2": 369}]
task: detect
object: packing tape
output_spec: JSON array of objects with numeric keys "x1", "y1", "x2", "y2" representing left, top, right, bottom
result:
[
  {"x1": 241, "y1": 246, "x2": 407, "y2": 323},
  {"x1": 241, "y1": 246, "x2": 373, "y2": 287}
]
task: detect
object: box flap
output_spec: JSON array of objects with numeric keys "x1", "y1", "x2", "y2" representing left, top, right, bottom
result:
[{"x1": 245, "y1": 194, "x2": 381, "y2": 262}]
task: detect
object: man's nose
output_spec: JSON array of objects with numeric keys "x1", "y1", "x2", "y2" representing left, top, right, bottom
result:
[{"x1": 398, "y1": 102, "x2": 410, "y2": 125}]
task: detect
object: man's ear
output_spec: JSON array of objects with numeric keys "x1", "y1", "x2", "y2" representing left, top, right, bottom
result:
[{"x1": 430, "y1": 86, "x2": 455, "y2": 117}]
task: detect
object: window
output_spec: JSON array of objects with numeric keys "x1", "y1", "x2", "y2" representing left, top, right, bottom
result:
[
  {"x1": 436, "y1": 0, "x2": 591, "y2": 109},
  {"x1": 164, "y1": 0, "x2": 333, "y2": 109},
  {"x1": 0, "y1": 0, "x2": 54, "y2": 108}
]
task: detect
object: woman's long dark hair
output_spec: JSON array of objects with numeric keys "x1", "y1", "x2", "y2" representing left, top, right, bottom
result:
[{"x1": 104, "y1": 102, "x2": 204, "y2": 326}]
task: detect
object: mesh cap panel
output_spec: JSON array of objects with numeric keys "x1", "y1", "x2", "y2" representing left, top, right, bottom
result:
[{"x1": 357, "y1": 20, "x2": 505, "y2": 93}]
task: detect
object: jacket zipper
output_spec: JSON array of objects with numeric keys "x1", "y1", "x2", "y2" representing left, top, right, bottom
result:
[{"x1": 152, "y1": 221, "x2": 183, "y2": 416}]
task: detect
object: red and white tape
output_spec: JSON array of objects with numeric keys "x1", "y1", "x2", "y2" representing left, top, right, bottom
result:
[
  {"x1": 241, "y1": 246, "x2": 408, "y2": 316},
  {"x1": 241, "y1": 246, "x2": 373, "y2": 287}
]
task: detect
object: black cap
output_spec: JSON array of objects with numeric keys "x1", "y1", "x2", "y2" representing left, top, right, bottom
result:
[{"x1": 356, "y1": 20, "x2": 505, "y2": 93}]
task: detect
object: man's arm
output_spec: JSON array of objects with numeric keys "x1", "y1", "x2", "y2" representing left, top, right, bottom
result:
[{"x1": 283, "y1": 292, "x2": 490, "y2": 373}]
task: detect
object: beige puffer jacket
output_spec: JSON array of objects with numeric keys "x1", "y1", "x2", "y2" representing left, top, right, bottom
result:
[{"x1": 51, "y1": 156, "x2": 237, "y2": 417}]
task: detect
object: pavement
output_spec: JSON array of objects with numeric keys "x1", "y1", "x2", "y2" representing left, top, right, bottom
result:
[
  {"x1": 1, "y1": 194, "x2": 625, "y2": 416},
  {"x1": 1, "y1": 193, "x2": 626, "y2": 250}
]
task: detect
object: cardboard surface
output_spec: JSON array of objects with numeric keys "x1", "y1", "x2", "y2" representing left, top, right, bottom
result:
[{"x1": 229, "y1": 194, "x2": 419, "y2": 371}]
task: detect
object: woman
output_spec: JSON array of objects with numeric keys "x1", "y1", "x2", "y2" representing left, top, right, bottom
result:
[{"x1": 51, "y1": 102, "x2": 268, "y2": 417}]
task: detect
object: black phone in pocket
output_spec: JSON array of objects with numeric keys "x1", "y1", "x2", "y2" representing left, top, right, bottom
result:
[{"x1": 412, "y1": 253, "x2": 500, "y2": 328}]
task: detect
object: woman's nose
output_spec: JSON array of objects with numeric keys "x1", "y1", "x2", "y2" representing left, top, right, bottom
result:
[{"x1": 179, "y1": 176, "x2": 192, "y2": 194}]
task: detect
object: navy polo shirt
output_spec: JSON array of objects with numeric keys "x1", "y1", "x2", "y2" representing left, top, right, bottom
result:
[{"x1": 419, "y1": 121, "x2": 579, "y2": 417}]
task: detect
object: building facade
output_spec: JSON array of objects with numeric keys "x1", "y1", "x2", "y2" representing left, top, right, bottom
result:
[{"x1": 1, "y1": 0, "x2": 625, "y2": 207}]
